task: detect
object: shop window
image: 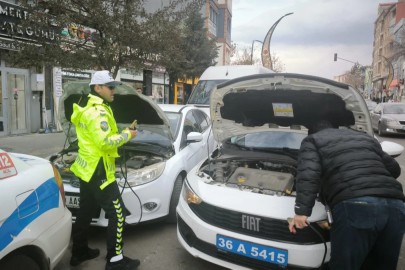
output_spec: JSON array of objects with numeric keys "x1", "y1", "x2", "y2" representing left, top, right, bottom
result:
[
  {"x1": 151, "y1": 84, "x2": 164, "y2": 104},
  {"x1": 177, "y1": 83, "x2": 184, "y2": 105},
  {"x1": 121, "y1": 80, "x2": 143, "y2": 93}
]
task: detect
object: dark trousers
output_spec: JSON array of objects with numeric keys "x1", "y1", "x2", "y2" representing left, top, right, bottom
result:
[
  {"x1": 329, "y1": 196, "x2": 405, "y2": 270},
  {"x1": 72, "y1": 166, "x2": 126, "y2": 261}
]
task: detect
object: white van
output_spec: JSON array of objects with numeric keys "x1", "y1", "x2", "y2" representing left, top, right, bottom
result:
[{"x1": 187, "y1": 65, "x2": 274, "y2": 114}]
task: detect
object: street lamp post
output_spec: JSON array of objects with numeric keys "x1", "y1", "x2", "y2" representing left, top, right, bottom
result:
[{"x1": 251, "y1": 40, "x2": 263, "y2": 65}]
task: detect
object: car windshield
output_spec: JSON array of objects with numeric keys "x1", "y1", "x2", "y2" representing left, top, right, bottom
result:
[
  {"x1": 129, "y1": 112, "x2": 181, "y2": 146},
  {"x1": 187, "y1": 80, "x2": 227, "y2": 104},
  {"x1": 165, "y1": 112, "x2": 181, "y2": 136},
  {"x1": 225, "y1": 132, "x2": 307, "y2": 150},
  {"x1": 383, "y1": 105, "x2": 405, "y2": 114}
]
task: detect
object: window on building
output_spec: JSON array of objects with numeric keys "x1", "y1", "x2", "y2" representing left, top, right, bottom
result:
[
  {"x1": 227, "y1": 18, "x2": 231, "y2": 33},
  {"x1": 210, "y1": 6, "x2": 218, "y2": 25}
]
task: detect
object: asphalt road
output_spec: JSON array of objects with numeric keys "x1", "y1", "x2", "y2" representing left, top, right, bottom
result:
[{"x1": 2, "y1": 133, "x2": 405, "y2": 269}]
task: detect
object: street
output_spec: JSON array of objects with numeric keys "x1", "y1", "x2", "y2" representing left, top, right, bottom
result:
[{"x1": 1, "y1": 132, "x2": 405, "y2": 269}]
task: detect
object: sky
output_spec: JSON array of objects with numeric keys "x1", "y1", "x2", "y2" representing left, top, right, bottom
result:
[{"x1": 231, "y1": 0, "x2": 397, "y2": 79}]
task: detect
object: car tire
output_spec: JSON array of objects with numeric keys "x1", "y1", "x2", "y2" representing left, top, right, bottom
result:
[
  {"x1": 378, "y1": 123, "x2": 385, "y2": 137},
  {"x1": 0, "y1": 254, "x2": 40, "y2": 270},
  {"x1": 166, "y1": 174, "x2": 184, "y2": 224}
]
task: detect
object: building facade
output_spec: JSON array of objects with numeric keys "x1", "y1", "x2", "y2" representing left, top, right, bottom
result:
[
  {"x1": 203, "y1": 0, "x2": 232, "y2": 66},
  {"x1": 0, "y1": 0, "x2": 51, "y2": 137},
  {"x1": 371, "y1": 1, "x2": 405, "y2": 101}
]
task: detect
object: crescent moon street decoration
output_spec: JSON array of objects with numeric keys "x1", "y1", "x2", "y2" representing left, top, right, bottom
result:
[
  {"x1": 380, "y1": 55, "x2": 394, "y2": 93},
  {"x1": 261, "y1": 13, "x2": 293, "y2": 70}
]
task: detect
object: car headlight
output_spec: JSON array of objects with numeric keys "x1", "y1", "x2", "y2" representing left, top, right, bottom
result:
[
  {"x1": 182, "y1": 180, "x2": 202, "y2": 204},
  {"x1": 385, "y1": 119, "x2": 397, "y2": 124},
  {"x1": 118, "y1": 162, "x2": 165, "y2": 187}
]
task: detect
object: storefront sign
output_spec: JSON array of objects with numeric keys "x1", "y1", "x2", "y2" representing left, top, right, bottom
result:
[
  {"x1": 54, "y1": 70, "x2": 63, "y2": 97},
  {"x1": 61, "y1": 70, "x2": 91, "y2": 79},
  {"x1": 0, "y1": 1, "x2": 59, "y2": 44},
  {"x1": 153, "y1": 67, "x2": 166, "y2": 73},
  {"x1": 0, "y1": 37, "x2": 19, "y2": 50}
]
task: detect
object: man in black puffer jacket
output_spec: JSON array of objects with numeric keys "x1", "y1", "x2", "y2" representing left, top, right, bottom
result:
[{"x1": 288, "y1": 120, "x2": 405, "y2": 270}]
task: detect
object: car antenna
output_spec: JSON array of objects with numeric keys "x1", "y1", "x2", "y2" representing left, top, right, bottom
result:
[{"x1": 225, "y1": 67, "x2": 229, "y2": 76}]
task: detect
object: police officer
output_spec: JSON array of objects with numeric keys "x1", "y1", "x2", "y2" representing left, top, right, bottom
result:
[{"x1": 69, "y1": 71, "x2": 139, "y2": 270}]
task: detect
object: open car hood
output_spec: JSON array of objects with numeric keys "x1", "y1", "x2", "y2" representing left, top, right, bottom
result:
[
  {"x1": 210, "y1": 73, "x2": 373, "y2": 142},
  {"x1": 59, "y1": 80, "x2": 173, "y2": 142}
]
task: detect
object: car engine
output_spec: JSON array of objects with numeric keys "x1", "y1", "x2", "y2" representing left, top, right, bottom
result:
[
  {"x1": 52, "y1": 151, "x2": 164, "y2": 184},
  {"x1": 200, "y1": 160, "x2": 297, "y2": 196}
]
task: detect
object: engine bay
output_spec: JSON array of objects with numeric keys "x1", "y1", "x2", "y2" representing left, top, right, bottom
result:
[
  {"x1": 200, "y1": 160, "x2": 297, "y2": 196},
  {"x1": 52, "y1": 150, "x2": 165, "y2": 183}
]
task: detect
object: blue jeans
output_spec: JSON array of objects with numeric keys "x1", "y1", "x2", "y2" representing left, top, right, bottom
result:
[{"x1": 329, "y1": 196, "x2": 405, "y2": 270}]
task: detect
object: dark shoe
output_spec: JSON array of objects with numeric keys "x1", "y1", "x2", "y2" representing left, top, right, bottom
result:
[
  {"x1": 70, "y1": 248, "x2": 100, "y2": 266},
  {"x1": 105, "y1": 256, "x2": 140, "y2": 270}
]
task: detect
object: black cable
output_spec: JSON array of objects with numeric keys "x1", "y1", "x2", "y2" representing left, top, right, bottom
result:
[
  {"x1": 119, "y1": 146, "x2": 143, "y2": 226},
  {"x1": 307, "y1": 224, "x2": 327, "y2": 269}
]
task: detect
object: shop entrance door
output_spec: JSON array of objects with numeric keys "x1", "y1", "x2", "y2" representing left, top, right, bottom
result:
[{"x1": 7, "y1": 72, "x2": 28, "y2": 135}]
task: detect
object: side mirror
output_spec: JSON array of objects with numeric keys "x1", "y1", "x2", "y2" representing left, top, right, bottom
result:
[
  {"x1": 186, "y1": 132, "x2": 203, "y2": 143},
  {"x1": 381, "y1": 141, "x2": 404, "y2": 158}
]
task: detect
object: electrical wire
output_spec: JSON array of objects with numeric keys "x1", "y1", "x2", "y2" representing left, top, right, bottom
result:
[
  {"x1": 307, "y1": 224, "x2": 328, "y2": 269},
  {"x1": 119, "y1": 146, "x2": 143, "y2": 226}
]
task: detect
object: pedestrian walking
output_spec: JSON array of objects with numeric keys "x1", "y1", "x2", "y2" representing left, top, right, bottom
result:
[
  {"x1": 136, "y1": 87, "x2": 143, "y2": 95},
  {"x1": 288, "y1": 120, "x2": 405, "y2": 270},
  {"x1": 69, "y1": 71, "x2": 140, "y2": 270}
]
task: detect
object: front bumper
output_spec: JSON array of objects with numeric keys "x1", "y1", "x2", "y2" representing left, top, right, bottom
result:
[
  {"x1": 64, "y1": 175, "x2": 172, "y2": 226},
  {"x1": 176, "y1": 197, "x2": 330, "y2": 270},
  {"x1": 381, "y1": 122, "x2": 405, "y2": 134}
]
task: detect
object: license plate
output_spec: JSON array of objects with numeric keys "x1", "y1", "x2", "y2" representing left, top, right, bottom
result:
[
  {"x1": 66, "y1": 195, "x2": 80, "y2": 209},
  {"x1": 216, "y1": 235, "x2": 288, "y2": 266}
]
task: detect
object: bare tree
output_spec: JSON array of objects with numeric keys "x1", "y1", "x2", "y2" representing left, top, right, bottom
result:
[
  {"x1": 345, "y1": 63, "x2": 364, "y2": 91},
  {"x1": 230, "y1": 44, "x2": 286, "y2": 72}
]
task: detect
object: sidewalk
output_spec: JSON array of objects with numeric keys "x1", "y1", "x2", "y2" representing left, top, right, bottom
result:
[{"x1": 0, "y1": 133, "x2": 66, "y2": 158}]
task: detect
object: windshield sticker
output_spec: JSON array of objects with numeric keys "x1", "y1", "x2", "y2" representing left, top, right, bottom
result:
[{"x1": 273, "y1": 103, "x2": 294, "y2": 117}]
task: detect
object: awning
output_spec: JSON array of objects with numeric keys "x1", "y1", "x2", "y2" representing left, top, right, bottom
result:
[{"x1": 389, "y1": 79, "x2": 399, "y2": 90}]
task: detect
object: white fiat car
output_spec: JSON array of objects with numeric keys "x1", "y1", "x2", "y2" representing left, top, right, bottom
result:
[
  {"x1": 177, "y1": 73, "x2": 404, "y2": 269},
  {"x1": 49, "y1": 80, "x2": 215, "y2": 226},
  {"x1": 0, "y1": 150, "x2": 71, "y2": 270}
]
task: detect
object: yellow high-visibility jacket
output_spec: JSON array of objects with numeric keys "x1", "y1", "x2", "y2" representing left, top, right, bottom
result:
[{"x1": 70, "y1": 94, "x2": 132, "y2": 189}]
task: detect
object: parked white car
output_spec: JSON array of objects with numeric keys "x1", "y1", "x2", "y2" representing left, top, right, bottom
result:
[
  {"x1": 49, "y1": 80, "x2": 215, "y2": 226},
  {"x1": 0, "y1": 150, "x2": 71, "y2": 270},
  {"x1": 177, "y1": 73, "x2": 404, "y2": 269}
]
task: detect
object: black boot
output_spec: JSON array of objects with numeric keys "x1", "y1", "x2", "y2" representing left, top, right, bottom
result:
[
  {"x1": 70, "y1": 248, "x2": 100, "y2": 266},
  {"x1": 105, "y1": 256, "x2": 140, "y2": 270}
]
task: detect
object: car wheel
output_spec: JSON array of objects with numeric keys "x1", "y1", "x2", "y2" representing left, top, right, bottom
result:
[
  {"x1": 0, "y1": 255, "x2": 40, "y2": 270},
  {"x1": 166, "y1": 174, "x2": 184, "y2": 224},
  {"x1": 378, "y1": 123, "x2": 385, "y2": 137}
]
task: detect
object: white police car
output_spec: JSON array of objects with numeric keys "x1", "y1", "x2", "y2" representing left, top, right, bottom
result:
[{"x1": 0, "y1": 149, "x2": 71, "y2": 270}]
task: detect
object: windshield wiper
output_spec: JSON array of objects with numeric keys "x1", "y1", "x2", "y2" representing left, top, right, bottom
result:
[{"x1": 232, "y1": 144, "x2": 298, "y2": 160}]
